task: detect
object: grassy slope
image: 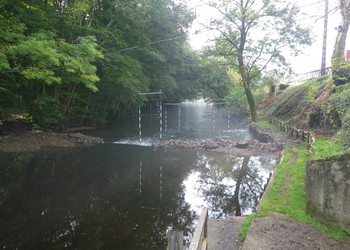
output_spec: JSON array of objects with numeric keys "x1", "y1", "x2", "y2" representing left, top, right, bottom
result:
[
  {"x1": 241, "y1": 138, "x2": 348, "y2": 240},
  {"x1": 240, "y1": 76, "x2": 350, "y2": 240}
]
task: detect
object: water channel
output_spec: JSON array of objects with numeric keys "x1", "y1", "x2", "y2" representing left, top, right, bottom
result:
[{"x1": 0, "y1": 101, "x2": 276, "y2": 249}]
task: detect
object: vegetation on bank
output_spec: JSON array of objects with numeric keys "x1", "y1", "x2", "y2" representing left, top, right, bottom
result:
[
  {"x1": 0, "y1": 0, "x2": 210, "y2": 129},
  {"x1": 240, "y1": 73, "x2": 350, "y2": 241},
  {"x1": 240, "y1": 137, "x2": 349, "y2": 241}
]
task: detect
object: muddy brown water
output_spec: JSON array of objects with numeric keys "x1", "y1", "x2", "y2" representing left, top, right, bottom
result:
[{"x1": 0, "y1": 102, "x2": 276, "y2": 249}]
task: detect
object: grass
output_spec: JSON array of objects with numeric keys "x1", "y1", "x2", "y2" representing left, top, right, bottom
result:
[
  {"x1": 240, "y1": 126, "x2": 349, "y2": 241},
  {"x1": 255, "y1": 121, "x2": 277, "y2": 130},
  {"x1": 311, "y1": 137, "x2": 347, "y2": 159}
]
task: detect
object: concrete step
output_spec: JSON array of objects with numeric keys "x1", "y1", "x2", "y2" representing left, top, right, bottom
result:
[{"x1": 208, "y1": 216, "x2": 245, "y2": 250}]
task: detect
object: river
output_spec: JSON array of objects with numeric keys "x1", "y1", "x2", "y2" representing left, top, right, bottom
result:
[{"x1": 0, "y1": 101, "x2": 276, "y2": 249}]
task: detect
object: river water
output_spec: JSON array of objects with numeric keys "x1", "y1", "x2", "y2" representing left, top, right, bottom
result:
[{"x1": 0, "y1": 101, "x2": 276, "y2": 249}]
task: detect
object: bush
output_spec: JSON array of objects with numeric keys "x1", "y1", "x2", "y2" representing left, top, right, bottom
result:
[
  {"x1": 329, "y1": 83, "x2": 350, "y2": 145},
  {"x1": 225, "y1": 87, "x2": 250, "y2": 115},
  {"x1": 30, "y1": 95, "x2": 66, "y2": 129}
]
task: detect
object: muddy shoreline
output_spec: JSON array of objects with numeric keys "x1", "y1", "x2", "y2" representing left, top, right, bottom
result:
[
  {"x1": 0, "y1": 130, "x2": 104, "y2": 152},
  {"x1": 0, "y1": 123, "x2": 296, "y2": 155}
]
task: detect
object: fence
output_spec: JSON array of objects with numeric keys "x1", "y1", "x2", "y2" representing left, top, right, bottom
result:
[
  {"x1": 280, "y1": 67, "x2": 332, "y2": 86},
  {"x1": 269, "y1": 118, "x2": 315, "y2": 144}
]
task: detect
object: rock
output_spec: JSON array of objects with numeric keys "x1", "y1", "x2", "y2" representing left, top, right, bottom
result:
[
  {"x1": 204, "y1": 140, "x2": 218, "y2": 149},
  {"x1": 236, "y1": 142, "x2": 249, "y2": 149}
]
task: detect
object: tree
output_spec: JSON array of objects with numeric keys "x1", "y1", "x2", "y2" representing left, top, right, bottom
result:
[
  {"x1": 0, "y1": 0, "x2": 201, "y2": 127},
  {"x1": 331, "y1": 0, "x2": 350, "y2": 85},
  {"x1": 208, "y1": 0, "x2": 312, "y2": 122}
]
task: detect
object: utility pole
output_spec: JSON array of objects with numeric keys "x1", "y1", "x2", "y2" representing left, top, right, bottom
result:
[{"x1": 321, "y1": 0, "x2": 329, "y2": 75}]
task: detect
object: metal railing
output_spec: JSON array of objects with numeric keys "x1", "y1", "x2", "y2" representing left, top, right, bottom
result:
[{"x1": 280, "y1": 67, "x2": 332, "y2": 86}]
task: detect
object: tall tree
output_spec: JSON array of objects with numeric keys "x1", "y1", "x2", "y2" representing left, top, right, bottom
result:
[
  {"x1": 331, "y1": 0, "x2": 350, "y2": 85},
  {"x1": 0, "y1": 0, "x2": 200, "y2": 127},
  {"x1": 208, "y1": 0, "x2": 312, "y2": 122}
]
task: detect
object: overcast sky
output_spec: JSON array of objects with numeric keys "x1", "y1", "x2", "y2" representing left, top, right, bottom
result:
[{"x1": 186, "y1": 0, "x2": 343, "y2": 74}]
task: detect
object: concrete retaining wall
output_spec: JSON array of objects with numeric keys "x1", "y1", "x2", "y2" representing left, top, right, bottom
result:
[{"x1": 305, "y1": 154, "x2": 350, "y2": 233}]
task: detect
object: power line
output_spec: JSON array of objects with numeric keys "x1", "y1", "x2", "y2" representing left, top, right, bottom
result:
[
  {"x1": 108, "y1": 29, "x2": 210, "y2": 54},
  {"x1": 298, "y1": 0, "x2": 325, "y2": 9}
]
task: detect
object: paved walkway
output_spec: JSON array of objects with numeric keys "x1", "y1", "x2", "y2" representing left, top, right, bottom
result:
[{"x1": 208, "y1": 216, "x2": 244, "y2": 250}]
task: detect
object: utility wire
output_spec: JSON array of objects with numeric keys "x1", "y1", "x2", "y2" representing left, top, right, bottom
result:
[{"x1": 108, "y1": 28, "x2": 210, "y2": 54}]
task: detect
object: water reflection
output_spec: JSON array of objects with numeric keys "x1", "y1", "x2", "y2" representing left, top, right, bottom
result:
[
  {"x1": 0, "y1": 146, "x2": 198, "y2": 249},
  {"x1": 0, "y1": 103, "x2": 276, "y2": 249},
  {"x1": 0, "y1": 146, "x2": 275, "y2": 249},
  {"x1": 184, "y1": 153, "x2": 276, "y2": 218}
]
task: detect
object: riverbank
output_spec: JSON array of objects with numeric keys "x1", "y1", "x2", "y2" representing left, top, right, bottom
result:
[
  {"x1": 0, "y1": 130, "x2": 104, "y2": 152},
  {"x1": 240, "y1": 124, "x2": 350, "y2": 249}
]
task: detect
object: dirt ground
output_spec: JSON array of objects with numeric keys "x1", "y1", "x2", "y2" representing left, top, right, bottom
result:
[
  {"x1": 243, "y1": 212, "x2": 350, "y2": 250},
  {"x1": 0, "y1": 130, "x2": 103, "y2": 152}
]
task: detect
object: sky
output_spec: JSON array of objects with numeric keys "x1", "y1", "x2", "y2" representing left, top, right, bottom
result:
[{"x1": 186, "y1": 0, "x2": 344, "y2": 75}]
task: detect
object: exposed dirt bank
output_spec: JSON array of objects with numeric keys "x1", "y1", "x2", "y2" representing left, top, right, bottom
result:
[
  {"x1": 243, "y1": 212, "x2": 350, "y2": 250},
  {"x1": 0, "y1": 131, "x2": 104, "y2": 152}
]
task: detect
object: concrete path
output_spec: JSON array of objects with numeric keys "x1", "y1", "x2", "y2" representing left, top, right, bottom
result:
[{"x1": 208, "y1": 216, "x2": 244, "y2": 250}]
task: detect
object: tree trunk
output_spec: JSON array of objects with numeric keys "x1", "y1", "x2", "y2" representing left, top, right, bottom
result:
[
  {"x1": 244, "y1": 87, "x2": 257, "y2": 122},
  {"x1": 233, "y1": 157, "x2": 250, "y2": 216},
  {"x1": 239, "y1": 53, "x2": 257, "y2": 122},
  {"x1": 331, "y1": 0, "x2": 350, "y2": 85}
]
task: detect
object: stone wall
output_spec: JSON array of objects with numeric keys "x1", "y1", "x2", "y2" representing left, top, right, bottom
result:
[
  {"x1": 248, "y1": 123, "x2": 275, "y2": 143},
  {"x1": 305, "y1": 154, "x2": 350, "y2": 233}
]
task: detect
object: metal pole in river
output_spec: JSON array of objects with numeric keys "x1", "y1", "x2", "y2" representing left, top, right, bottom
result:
[
  {"x1": 213, "y1": 108, "x2": 216, "y2": 133},
  {"x1": 160, "y1": 166, "x2": 163, "y2": 200},
  {"x1": 139, "y1": 161, "x2": 142, "y2": 196},
  {"x1": 160, "y1": 100, "x2": 163, "y2": 139},
  {"x1": 165, "y1": 109, "x2": 168, "y2": 132},
  {"x1": 178, "y1": 105, "x2": 181, "y2": 130},
  {"x1": 139, "y1": 106, "x2": 142, "y2": 142},
  {"x1": 228, "y1": 109, "x2": 230, "y2": 131}
]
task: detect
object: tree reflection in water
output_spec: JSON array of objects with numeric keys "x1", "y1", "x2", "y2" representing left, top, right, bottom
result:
[
  {"x1": 0, "y1": 147, "x2": 276, "y2": 249},
  {"x1": 0, "y1": 146, "x2": 198, "y2": 249},
  {"x1": 194, "y1": 153, "x2": 276, "y2": 218}
]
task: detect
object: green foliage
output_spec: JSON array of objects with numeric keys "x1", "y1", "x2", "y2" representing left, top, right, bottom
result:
[
  {"x1": 329, "y1": 82, "x2": 350, "y2": 145},
  {"x1": 206, "y1": 0, "x2": 312, "y2": 121},
  {"x1": 199, "y1": 51, "x2": 235, "y2": 100},
  {"x1": 225, "y1": 87, "x2": 249, "y2": 115},
  {"x1": 31, "y1": 95, "x2": 66, "y2": 128},
  {"x1": 0, "y1": 0, "x2": 200, "y2": 127},
  {"x1": 256, "y1": 121, "x2": 278, "y2": 130},
  {"x1": 268, "y1": 84, "x2": 309, "y2": 119},
  {"x1": 311, "y1": 138, "x2": 347, "y2": 159}
]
